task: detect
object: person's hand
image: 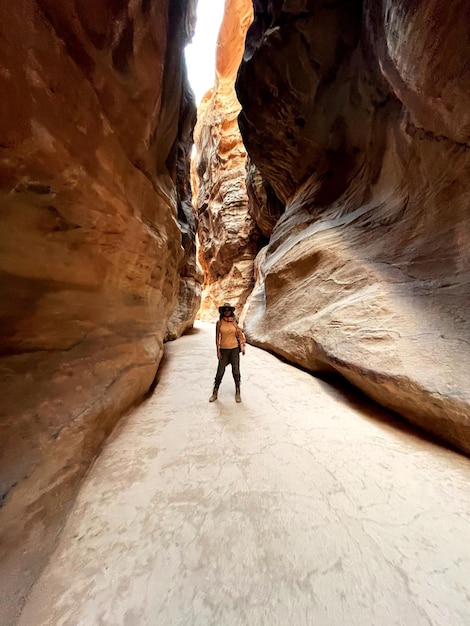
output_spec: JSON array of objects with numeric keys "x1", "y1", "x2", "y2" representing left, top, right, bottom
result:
[
  {"x1": 217, "y1": 349, "x2": 221, "y2": 360},
  {"x1": 241, "y1": 347, "x2": 245, "y2": 356}
]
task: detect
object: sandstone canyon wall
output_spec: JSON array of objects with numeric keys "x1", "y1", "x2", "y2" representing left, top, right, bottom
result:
[
  {"x1": 0, "y1": 1, "x2": 199, "y2": 621},
  {"x1": 193, "y1": 0, "x2": 258, "y2": 320},
  {"x1": 245, "y1": 155, "x2": 285, "y2": 241},
  {"x1": 236, "y1": 0, "x2": 470, "y2": 454}
]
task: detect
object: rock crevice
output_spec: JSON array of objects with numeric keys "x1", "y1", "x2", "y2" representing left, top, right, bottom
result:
[{"x1": 193, "y1": 0, "x2": 258, "y2": 320}]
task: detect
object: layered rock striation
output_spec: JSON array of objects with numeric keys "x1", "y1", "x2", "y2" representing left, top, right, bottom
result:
[
  {"x1": 0, "y1": 1, "x2": 199, "y2": 621},
  {"x1": 237, "y1": 0, "x2": 470, "y2": 454},
  {"x1": 193, "y1": 0, "x2": 257, "y2": 321}
]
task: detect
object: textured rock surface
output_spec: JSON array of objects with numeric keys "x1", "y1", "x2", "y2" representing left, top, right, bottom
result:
[
  {"x1": 193, "y1": 0, "x2": 258, "y2": 321},
  {"x1": 237, "y1": 0, "x2": 470, "y2": 454},
  {"x1": 166, "y1": 79, "x2": 202, "y2": 341},
  {"x1": 0, "y1": 1, "x2": 198, "y2": 622},
  {"x1": 245, "y1": 156, "x2": 285, "y2": 239}
]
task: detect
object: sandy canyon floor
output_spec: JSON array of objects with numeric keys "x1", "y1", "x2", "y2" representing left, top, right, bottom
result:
[{"x1": 18, "y1": 322, "x2": 470, "y2": 626}]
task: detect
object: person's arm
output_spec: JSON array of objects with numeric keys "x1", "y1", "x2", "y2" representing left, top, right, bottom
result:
[{"x1": 215, "y1": 321, "x2": 221, "y2": 359}]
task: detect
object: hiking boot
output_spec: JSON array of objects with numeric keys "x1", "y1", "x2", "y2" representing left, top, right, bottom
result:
[
  {"x1": 209, "y1": 388, "x2": 218, "y2": 402},
  {"x1": 235, "y1": 387, "x2": 241, "y2": 403}
]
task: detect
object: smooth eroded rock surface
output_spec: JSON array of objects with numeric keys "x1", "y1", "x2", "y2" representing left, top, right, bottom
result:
[
  {"x1": 193, "y1": 0, "x2": 257, "y2": 321},
  {"x1": 0, "y1": 1, "x2": 199, "y2": 622},
  {"x1": 236, "y1": 0, "x2": 470, "y2": 454}
]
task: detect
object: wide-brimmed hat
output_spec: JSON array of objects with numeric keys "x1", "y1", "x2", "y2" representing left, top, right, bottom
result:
[{"x1": 218, "y1": 302, "x2": 235, "y2": 314}]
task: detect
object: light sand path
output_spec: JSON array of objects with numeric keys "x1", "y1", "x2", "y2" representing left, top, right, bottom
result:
[{"x1": 19, "y1": 322, "x2": 470, "y2": 626}]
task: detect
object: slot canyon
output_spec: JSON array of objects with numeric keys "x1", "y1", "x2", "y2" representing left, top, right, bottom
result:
[{"x1": 1, "y1": 0, "x2": 469, "y2": 624}]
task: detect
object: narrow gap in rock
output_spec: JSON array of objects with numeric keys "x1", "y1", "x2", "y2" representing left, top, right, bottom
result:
[{"x1": 1, "y1": 1, "x2": 469, "y2": 623}]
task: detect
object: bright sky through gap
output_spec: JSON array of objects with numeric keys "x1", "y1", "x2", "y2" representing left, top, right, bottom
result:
[{"x1": 185, "y1": 0, "x2": 225, "y2": 106}]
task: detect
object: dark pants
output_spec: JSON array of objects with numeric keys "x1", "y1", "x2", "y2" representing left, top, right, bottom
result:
[{"x1": 214, "y1": 348, "x2": 241, "y2": 388}]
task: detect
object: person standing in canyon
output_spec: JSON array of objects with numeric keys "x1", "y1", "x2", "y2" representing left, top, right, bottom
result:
[{"x1": 209, "y1": 303, "x2": 246, "y2": 403}]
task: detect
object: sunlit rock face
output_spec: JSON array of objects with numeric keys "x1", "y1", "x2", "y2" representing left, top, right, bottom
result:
[
  {"x1": 193, "y1": 0, "x2": 257, "y2": 321},
  {"x1": 237, "y1": 0, "x2": 470, "y2": 454},
  {"x1": 0, "y1": 0, "x2": 198, "y2": 621}
]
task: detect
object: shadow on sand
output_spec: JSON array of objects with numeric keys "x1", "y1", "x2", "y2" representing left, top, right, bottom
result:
[{"x1": 314, "y1": 370, "x2": 465, "y2": 458}]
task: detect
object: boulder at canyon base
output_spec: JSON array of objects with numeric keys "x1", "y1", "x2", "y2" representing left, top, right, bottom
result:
[{"x1": 236, "y1": 0, "x2": 470, "y2": 454}]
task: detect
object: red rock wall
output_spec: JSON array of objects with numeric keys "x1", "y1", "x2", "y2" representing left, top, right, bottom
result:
[
  {"x1": 236, "y1": 1, "x2": 470, "y2": 454},
  {"x1": 193, "y1": 0, "x2": 258, "y2": 320},
  {"x1": 0, "y1": 1, "x2": 199, "y2": 621}
]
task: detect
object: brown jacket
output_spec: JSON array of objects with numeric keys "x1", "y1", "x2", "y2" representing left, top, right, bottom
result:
[{"x1": 215, "y1": 319, "x2": 246, "y2": 351}]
